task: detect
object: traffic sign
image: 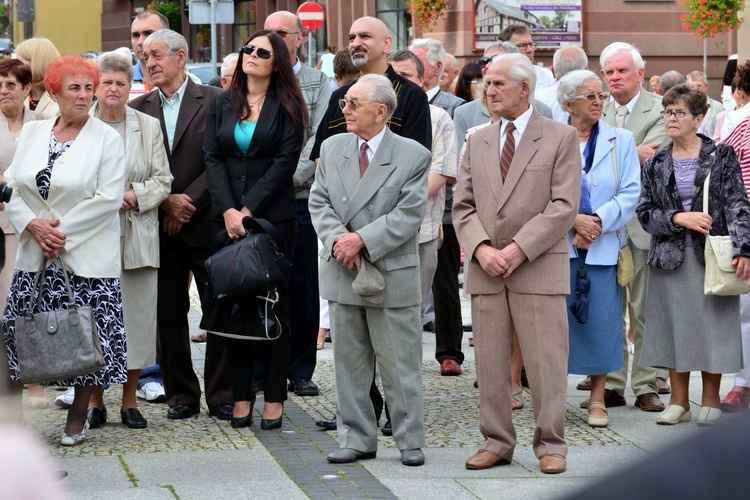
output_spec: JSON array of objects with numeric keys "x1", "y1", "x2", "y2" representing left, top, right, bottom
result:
[{"x1": 297, "y1": 2, "x2": 325, "y2": 31}]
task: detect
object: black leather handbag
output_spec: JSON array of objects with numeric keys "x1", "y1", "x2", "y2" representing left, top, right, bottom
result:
[
  {"x1": 204, "y1": 217, "x2": 291, "y2": 303},
  {"x1": 200, "y1": 289, "x2": 281, "y2": 340}
]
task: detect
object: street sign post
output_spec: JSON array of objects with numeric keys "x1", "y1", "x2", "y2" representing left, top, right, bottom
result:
[
  {"x1": 189, "y1": 0, "x2": 235, "y2": 80},
  {"x1": 296, "y1": 2, "x2": 325, "y2": 66}
]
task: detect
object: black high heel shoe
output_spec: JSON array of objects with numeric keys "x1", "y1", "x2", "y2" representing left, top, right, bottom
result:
[
  {"x1": 231, "y1": 398, "x2": 255, "y2": 428},
  {"x1": 260, "y1": 416, "x2": 282, "y2": 430},
  {"x1": 86, "y1": 407, "x2": 107, "y2": 428}
]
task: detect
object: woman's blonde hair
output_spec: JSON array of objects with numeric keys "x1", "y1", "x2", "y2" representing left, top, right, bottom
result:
[{"x1": 15, "y1": 37, "x2": 61, "y2": 86}]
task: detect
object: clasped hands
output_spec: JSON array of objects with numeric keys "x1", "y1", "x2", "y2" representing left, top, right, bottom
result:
[
  {"x1": 223, "y1": 206, "x2": 253, "y2": 240},
  {"x1": 161, "y1": 194, "x2": 196, "y2": 235},
  {"x1": 27, "y1": 218, "x2": 66, "y2": 260},
  {"x1": 572, "y1": 214, "x2": 602, "y2": 249},
  {"x1": 332, "y1": 232, "x2": 364, "y2": 272},
  {"x1": 120, "y1": 190, "x2": 138, "y2": 213},
  {"x1": 473, "y1": 241, "x2": 526, "y2": 278}
]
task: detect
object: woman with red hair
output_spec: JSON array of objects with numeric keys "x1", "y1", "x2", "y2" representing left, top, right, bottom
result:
[{"x1": 2, "y1": 55, "x2": 127, "y2": 445}]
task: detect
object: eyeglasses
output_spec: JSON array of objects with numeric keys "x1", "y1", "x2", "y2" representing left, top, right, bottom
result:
[
  {"x1": 661, "y1": 109, "x2": 695, "y2": 119},
  {"x1": 515, "y1": 42, "x2": 535, "y2": 50},
  {"x1": 478, "y1": 55, "x2": 498, "y2": 68},
  {"x1": 338, "y1": 98, "x2": 376, "y2": 111},
  {"x1": 273, "y1": 29, "x2": 300, "y2": 38},
  {"x1": 242, "y1": 45, "x2": 273, "y2": 59},
  {"x1": 470, "y1": 80, "x2": 482, "y2": 85},
  {"x1": 571, "y1": 92, "x2": 610, "y2": 102},
  {"x1": 0, "y1": 81, "x2": 19, "y2": 91}
]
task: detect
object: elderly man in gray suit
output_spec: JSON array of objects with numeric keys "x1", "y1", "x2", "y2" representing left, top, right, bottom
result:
[
  {"x1": 584, "y1": 42, "x2": 668, "y2": 412},
  {"x1": 410, "y1": 38, "x2": 465, "y2": 117},
  {"x1": 309, "y1": 74, "x2": 431, "y2": 467}
]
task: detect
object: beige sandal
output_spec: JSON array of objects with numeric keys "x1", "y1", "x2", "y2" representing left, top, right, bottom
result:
[
  {"x1": 587, "y1": 402, "x2": 609, "y2": 427},
  {"x1": 512, "y1": 386, "x2": 524, "y2": 410}
]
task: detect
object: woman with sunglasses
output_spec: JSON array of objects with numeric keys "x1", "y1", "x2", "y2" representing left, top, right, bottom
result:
[
  {"x1": 637, "y1": 84, "x2": 750, "y2": 426},
  {"x1": 454, "y1": 62, "x2": 482, "y2": 103},
  {"x1": 557, "y1": 70, "x2": 640, "y2": 427},
  {"x1": 204, "y1": 30, "x2": 307, "y2": 430}
]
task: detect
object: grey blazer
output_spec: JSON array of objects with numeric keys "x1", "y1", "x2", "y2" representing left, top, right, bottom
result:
[
  {"x1": 432, "y1": 90, "x2": 465, "y2": 119},
  {"x1": 309, "y1": 129, "x2": 431, "y2": 308}
]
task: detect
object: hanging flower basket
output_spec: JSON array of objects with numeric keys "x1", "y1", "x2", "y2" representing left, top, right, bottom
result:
[
  {"x1": 408, "y1": 0, "x2": 451, "y2": 32},
  {"x1": 679, "y1": 0, "x2": 745, "y2": 39}
]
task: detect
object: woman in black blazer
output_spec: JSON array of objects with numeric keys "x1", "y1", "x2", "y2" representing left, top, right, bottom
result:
[{"x1": 204, "y1": 30, "x2": 307, "y2": 429}]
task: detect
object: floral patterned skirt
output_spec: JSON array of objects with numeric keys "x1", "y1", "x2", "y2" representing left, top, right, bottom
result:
[{"x1": 2, "y1": 262, "x2": 128, "y2": 385}]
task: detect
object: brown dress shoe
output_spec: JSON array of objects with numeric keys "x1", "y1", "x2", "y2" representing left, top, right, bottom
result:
[
  {"x1": 440, "y1": 359, "x2": 462, "y2": 376},
  {"x1": 540, "y1": 454, "x2": 566, "y2": 474},
  {"x1": 580, "y1": 388, "x2": 626, "y2": 408},
  {"x1": 656, "y1": 376, "x2": 671, "y2": 394},
  {"x1": 465, "y1": 450, "x2": 509, "y2": 470},
  {"x1": 635, "y1": 392, "x2": 665, "y2": 412}
]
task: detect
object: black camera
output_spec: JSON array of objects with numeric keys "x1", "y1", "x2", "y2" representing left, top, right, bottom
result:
[{"x1": 0, "y1": 183, "x2": 11, "y2": 203}]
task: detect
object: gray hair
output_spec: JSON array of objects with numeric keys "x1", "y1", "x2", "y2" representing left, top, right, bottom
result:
[
  {"x1": 144, "y1": 29, "x2": 188, "y2": 59},
  {"x1": 487, "y1": 53, "x2": 536, "y2": 101},
  {"x1": 600, "y1": 42, "x2": 645, "y2": 71},
  {"x1": 659, "y1": 70, "x2": 685, "y2": 94},
  {"x1": 221, "y1": 53, "x2": 239, "y2": 77},
  {"x1": 97, "y1": 51, "x2": 134, "y2": 81},
  {"x1": 410, "y1": 38, "x2": 445, "y2": 67},
  {"x1": 445, "y1": 53, "x2": 458, "y2": 71},
  {"x1": 552, "y1": 46, "x2": 588, "y2": 79},
  {"x1": 358, "y1": 74, "x2": 398, "y2": 120},
  {"x1": 483, "y1": 41, "x2": 518, "y2": 55},
  {"x1": 557, "y1": 70, "x2": 601, "y2": 106},
  {"x1": 686, "y1": 70, "x2": 708, "y2": 86}
]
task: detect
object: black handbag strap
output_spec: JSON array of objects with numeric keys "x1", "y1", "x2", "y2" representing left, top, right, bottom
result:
[
  {"x1": 242, "y1": 217, "x2": 285, "y2": 249},
  {"x1": 25, "y1": 257, "x2": 77, "y2": 316}
]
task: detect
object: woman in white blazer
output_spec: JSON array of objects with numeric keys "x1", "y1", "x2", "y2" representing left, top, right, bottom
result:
[
  {"x1": 2, "y1": 56, "x2": 126, "y2": 446},
  {"x1": 558, "y1": 70, "x2": 641, "y2": 428},
  {"x1": 84, "y1": 53, "x2": 172, "y2": 430}
]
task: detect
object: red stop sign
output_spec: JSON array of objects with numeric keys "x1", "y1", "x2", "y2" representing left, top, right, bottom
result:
[{"x1": 297, "y1": 2, "x2": 325, "y2": 31}]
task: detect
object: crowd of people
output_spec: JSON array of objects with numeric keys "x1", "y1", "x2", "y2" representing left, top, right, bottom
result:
[{"x1": 2, "y1": 10, "x2": 750, "y2": 477}]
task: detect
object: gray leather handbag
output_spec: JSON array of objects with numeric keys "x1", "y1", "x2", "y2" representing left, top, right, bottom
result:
[{"x1": 15, "y1": 257, "x2": 105, "y2": 383}]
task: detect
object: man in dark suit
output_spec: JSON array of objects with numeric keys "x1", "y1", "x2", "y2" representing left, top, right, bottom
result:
[{"x1": 129, "y1": 29, "x2": 232, "y2": 421}]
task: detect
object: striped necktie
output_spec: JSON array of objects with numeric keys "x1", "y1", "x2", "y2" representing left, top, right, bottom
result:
[
  {"x1": 359, "y1": 142, "x2": 369, "y2": 177},
  {"x1": 500, "y1": 122, "x2": 515, "y2": 181}
]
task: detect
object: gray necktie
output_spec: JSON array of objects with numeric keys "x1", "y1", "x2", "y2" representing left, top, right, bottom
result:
[{"x1": 615, "y1": 105, "x2": 629, "y2": 129}]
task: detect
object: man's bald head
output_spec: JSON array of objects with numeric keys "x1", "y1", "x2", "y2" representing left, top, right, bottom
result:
[{"x1": 348, "y1": 16, "x2": 392, "y2": 74}]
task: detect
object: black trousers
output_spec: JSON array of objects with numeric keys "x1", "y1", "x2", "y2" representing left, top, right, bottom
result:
[{"x1": 432, "y1": 223, "x2": 464, "y2": 364}]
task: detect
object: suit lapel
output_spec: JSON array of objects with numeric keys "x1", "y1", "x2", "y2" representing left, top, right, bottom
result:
[
  {"x1": 220, "y1": 94, "x2": 244, "y2": 156},
  {"x1": 343, "y1": 130, "x2": 397, "y2": 223},
  {"x1": 591, "y1": 124, "x2": 615, "y2": 174},
  {"x1": 142, "y1": 91, "x2": 170, "y2": 160},
  {"x1": 124, "y1": 108, "x2": 142, "y2": 166},
  {"x1": 172, "y1": 79, "x2": 201, "y2": 152},
  {"x1": 479, "y1": 121, "x2": 503, "y2": 204},
  {"x1": 496, "y1": 111, "x2": 542, "y2": 209},
  {"x1": 246, "y1": 95, "x2": 280, "y2": 158},
  {"x1": 626, "y1": 93, "x2": 653, "y2": 138}
]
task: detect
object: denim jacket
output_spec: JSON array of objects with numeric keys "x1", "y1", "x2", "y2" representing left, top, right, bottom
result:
[{"x1": 636, "y1": 135, "x2": 750, "y2": 270}]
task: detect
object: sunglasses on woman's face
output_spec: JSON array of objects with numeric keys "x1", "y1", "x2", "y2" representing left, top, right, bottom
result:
[{"x1": 242, "y1": 45, "x2": 273, "y2": 59}]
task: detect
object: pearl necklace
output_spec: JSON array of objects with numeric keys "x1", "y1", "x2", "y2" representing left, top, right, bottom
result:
[
  {"x1": 247, "y1": 93, "x2": 266, "y2": 109},
  {"x1": 673, "y1": 143, "x2": 701, "y2": 181}
]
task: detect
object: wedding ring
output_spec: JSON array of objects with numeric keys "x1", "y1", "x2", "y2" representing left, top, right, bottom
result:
[
  {"x1": 591, "y1": 234, "x2": 597, "y2": 239},
  {"x1": 44, "y1": 238, "x2": 51, "y2": 245}
]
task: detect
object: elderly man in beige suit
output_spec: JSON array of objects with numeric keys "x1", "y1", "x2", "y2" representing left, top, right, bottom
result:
[{"x1": 453, "y1": 53, "x2": 580, "y2": 474}]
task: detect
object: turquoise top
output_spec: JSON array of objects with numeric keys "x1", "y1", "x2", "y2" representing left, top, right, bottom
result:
[{"x1": 234, "y1": 120, "x2": 257, "y2": 154}]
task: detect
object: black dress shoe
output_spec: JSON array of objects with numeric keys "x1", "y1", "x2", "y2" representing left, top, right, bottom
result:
[
  {"x1": 86, "y1": 407, "x2": 107, "y2": 428},
  {"x1": 209, "y1": 404, "x2": 234, "y2": 421},
  {"x1": 315, "y1": 416, "x2": 337, "y2": 430},
  {"x1": 327, "y1": 448, "x2": 377, "y2": 463},
  {"x1": 261, "y1": 416, "x2": 283, "y2": 430},
  {"x1": 167, "y1": 404, "x2": 200, "y2": 420},
  {"x1": 120, "y1": 408, "x2": 148, "y2": 429},
  {"x1": 422, "y1": 320, "x2": 435, "y2": 333},
  {"x1": 462, "y1": 323, "x2": 473, "y2": 332},
  {"x1": 400, "y1": 449, "x2": 425, "y2": 466},
  {"x1": 381, "y1": 419, "x2": 392, "y2": 436},
  {"x1": 288, "y1": 378, "x2": 319, "y2": 396}
]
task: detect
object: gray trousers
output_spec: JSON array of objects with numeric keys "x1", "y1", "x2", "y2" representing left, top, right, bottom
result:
[{"x1": 330, "y1": 301, "x2": 425, "y2": 452}]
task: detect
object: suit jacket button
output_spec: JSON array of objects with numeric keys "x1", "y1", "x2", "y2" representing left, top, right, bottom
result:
[
  {"x1": 368, "y1": 204, "x2": 373, "y2": 210},
  {"x1": 342, "y1": 197, "x2": 348, "y2": 203},
  {"x1": 498, "y1": 215, "x2": 506, "y2": 221},
  {"x1": 241, "y1": 176, "x2": 246, "y2": 181},
  {"x1": 592, "y1": 180, "x2": 598, "y2": 186}
]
